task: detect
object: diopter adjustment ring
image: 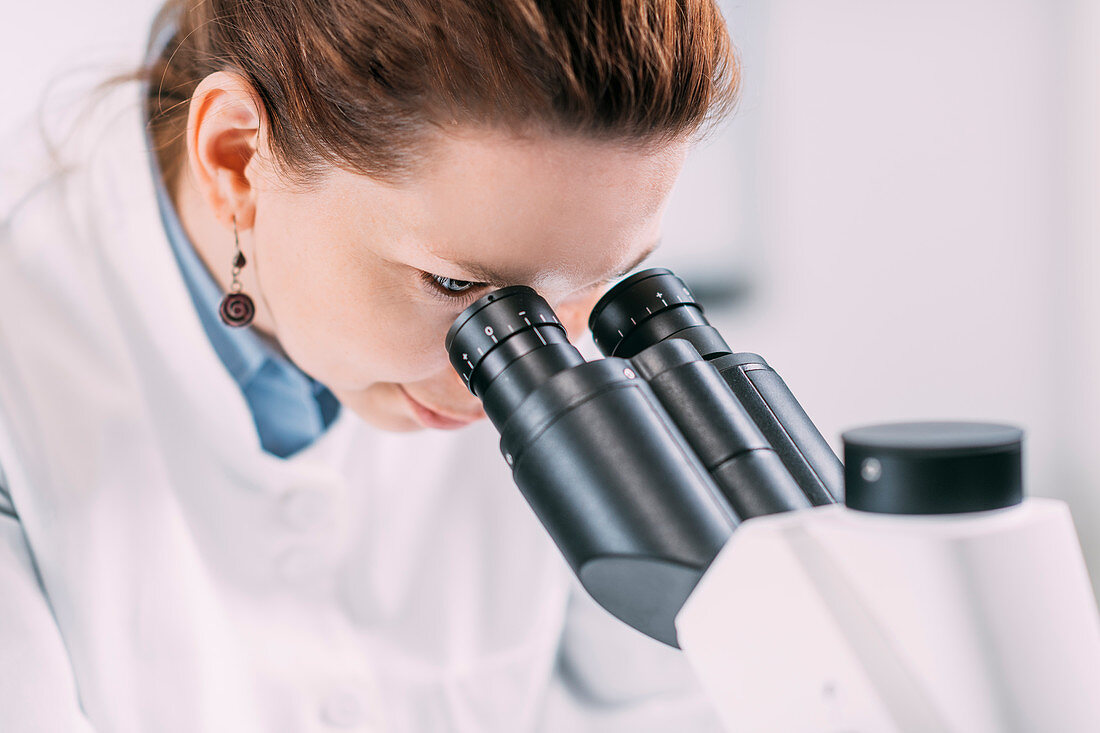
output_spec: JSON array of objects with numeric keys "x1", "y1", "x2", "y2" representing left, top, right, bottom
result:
[
  {"x1": 589, "y1": 268, "x2": 700, "y2": 356},
  {"x1": 446, "y1": 286, "x2": 567, "y2": 389}
]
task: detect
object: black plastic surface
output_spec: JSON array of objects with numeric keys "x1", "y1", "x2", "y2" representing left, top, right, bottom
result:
[
  {"x1": 842, "y1": 422, "x2": 1024, "y2": 515},
  {"x1": 507, "y1": 364, "x2": 736, "y2": 646},
  {"x1": 711, "y1": 355, "x2": 845, "y2": 506},
  {"x1": 630, "y1": 339, "x2": 812, "y2": 519}
]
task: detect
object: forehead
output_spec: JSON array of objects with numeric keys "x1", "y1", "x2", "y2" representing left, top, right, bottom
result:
[{"x1": 335, "y1": 128, "x2": 688, "y2": 294}]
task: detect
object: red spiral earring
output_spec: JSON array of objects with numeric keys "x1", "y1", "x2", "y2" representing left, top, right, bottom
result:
[{"x1": 219, "y1": 216, "x2": 256, "y2": 328}]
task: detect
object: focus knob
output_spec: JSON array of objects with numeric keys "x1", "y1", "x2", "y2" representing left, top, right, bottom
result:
[{"x1": 842, "y1": 421, "x2": 1024, "y2": 515}]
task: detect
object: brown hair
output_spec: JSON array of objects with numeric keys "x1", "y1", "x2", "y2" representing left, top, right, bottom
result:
[{"x1": 145, "y1": 0, "x2": 739, "y2": 186}]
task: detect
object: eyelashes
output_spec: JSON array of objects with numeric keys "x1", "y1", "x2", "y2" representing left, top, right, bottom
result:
[
  {"x1": 432, "y1": 274, "x2": 475, "y2": 293},
  {"x1": 420, "y1": 271, "x2": 487, "y2": 302}
]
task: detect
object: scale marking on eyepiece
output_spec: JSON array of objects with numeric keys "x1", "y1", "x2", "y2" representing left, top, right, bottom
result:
[{"x1": 446, "y1": 284, "x2": 571, "y2": 397}]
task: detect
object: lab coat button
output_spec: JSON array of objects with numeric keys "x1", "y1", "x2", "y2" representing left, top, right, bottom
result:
[
  {"x1": 320, "y1": 689, "x2": 367, "y2": 728},
  {"x1": 280, "y1": 487, "x2": 334, "y2": 531}
]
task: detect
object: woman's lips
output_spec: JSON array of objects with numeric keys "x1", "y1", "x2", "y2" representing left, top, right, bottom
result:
[{"x1": 398, "y1": 386, "x2": 480, "y2": 430}]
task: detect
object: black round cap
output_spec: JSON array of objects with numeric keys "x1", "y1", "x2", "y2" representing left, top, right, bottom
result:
[{"x1": 842, "y1": 421, "x2": 1023, "y2": 515}]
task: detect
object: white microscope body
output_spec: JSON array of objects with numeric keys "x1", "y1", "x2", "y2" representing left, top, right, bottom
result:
[{"x1": 676, "y1": 497, "x2": 1100, "y2": 733}]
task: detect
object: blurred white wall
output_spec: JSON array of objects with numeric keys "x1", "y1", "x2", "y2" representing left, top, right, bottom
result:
[
  {"x1": 0, "y1": 0, "x2": 158, "y2": 142},
  {"x1": 1065, "y1": 0, "x2": 1100, "y2": 589},
  {"x1": 659, "y1": 0, "x2": 767, "y2": 300}
]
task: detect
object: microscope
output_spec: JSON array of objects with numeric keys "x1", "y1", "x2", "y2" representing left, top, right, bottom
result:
[{"x1": 445, "y1": 268, "x2": 1100, "y2": 732}]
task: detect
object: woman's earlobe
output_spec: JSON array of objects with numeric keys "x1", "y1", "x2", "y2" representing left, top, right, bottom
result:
[{"x1": 227, "y1": 201, "x2": 257, "y2": 231}]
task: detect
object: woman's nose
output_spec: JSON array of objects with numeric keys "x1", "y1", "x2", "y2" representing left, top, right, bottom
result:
[
  {"x1": 553, "y1": 291, "x2": 603, "y2": 342},
  {"x1": 443, "y1": 367, "x2": 488, "y2": 414}
]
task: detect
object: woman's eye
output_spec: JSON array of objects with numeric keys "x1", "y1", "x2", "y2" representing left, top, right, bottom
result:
[
  {"x1": 421, "y1": 271, "x2": 485, "y2": 299},
  {"x1": 435, "y1": 274, "x2": 475, "y2": 290},
  {"x1": 434, "y1": 275, "x2": 474, "y2": 292}
]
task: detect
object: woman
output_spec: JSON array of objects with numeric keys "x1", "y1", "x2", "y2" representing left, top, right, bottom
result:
[{"x1": 0, "y1": 0, "x2": 738, "y2": 729}]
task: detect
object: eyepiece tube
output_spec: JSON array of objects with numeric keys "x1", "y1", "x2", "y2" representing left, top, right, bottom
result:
[
  {"x1": 590, "y1": 268, "x2": 844, "y2": 505},
  {"x1": 630, "y1": 338, "x2": 812, "y2": 519}
]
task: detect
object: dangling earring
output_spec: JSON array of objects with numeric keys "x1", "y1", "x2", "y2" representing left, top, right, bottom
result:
[{"x1": 219, "y1": 216, "x2": 256, "y2": 328}]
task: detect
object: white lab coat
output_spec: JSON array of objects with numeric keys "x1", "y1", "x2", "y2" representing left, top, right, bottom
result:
[{"x1": 0, "y1": 81, "x2": 723, "y2": 732}]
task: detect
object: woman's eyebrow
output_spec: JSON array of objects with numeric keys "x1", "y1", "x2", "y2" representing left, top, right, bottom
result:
[
  {"x1": 441, "y1": 263, "x2": 515, "y2": 288},
  {"x1": 447, "y1": 238, "x2": 661, "y2": 287},
  {"x1": 608, "y1": 239, "x2": 661, "y2": 280}
]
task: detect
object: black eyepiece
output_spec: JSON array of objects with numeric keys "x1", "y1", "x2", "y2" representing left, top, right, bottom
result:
[
  {"x1": 446, "y1": 285, "x2": 582, "y2": 428},
  {"x1": 589, "y1": 268, "x2": 731, "y2": 359},
  {"x1": 445, "y1": 282, "x2": 736, "y2": 647},
  {"x1": 446, "y1": 286, "x2": 566, "y2": 392}
]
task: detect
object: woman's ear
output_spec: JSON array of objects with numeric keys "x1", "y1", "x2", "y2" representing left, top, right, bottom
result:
[{"x1": 184, "y1": 71, "x2": 265, "y2": 230}]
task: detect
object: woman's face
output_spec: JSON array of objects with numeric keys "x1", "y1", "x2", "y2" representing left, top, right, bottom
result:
[
  {"x1": 251, "y1": 132, "x2": 686, "y2": 432},
  {"x1": 181, "y1": 80, "x2": 688, "y2": 432}
]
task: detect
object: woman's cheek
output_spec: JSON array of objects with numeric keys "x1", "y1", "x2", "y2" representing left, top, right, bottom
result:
[
  {"x1": 264, "y1": 240, "x2": 455, "y2": 388},
  {"x1": 317, "y1": 299, "x2": 456, "y2": 388}
]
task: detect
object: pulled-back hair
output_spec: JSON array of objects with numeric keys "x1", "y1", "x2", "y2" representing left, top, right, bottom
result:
[{"x1": 145, "y1": 0, "x2": 739, "y2": 185}]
